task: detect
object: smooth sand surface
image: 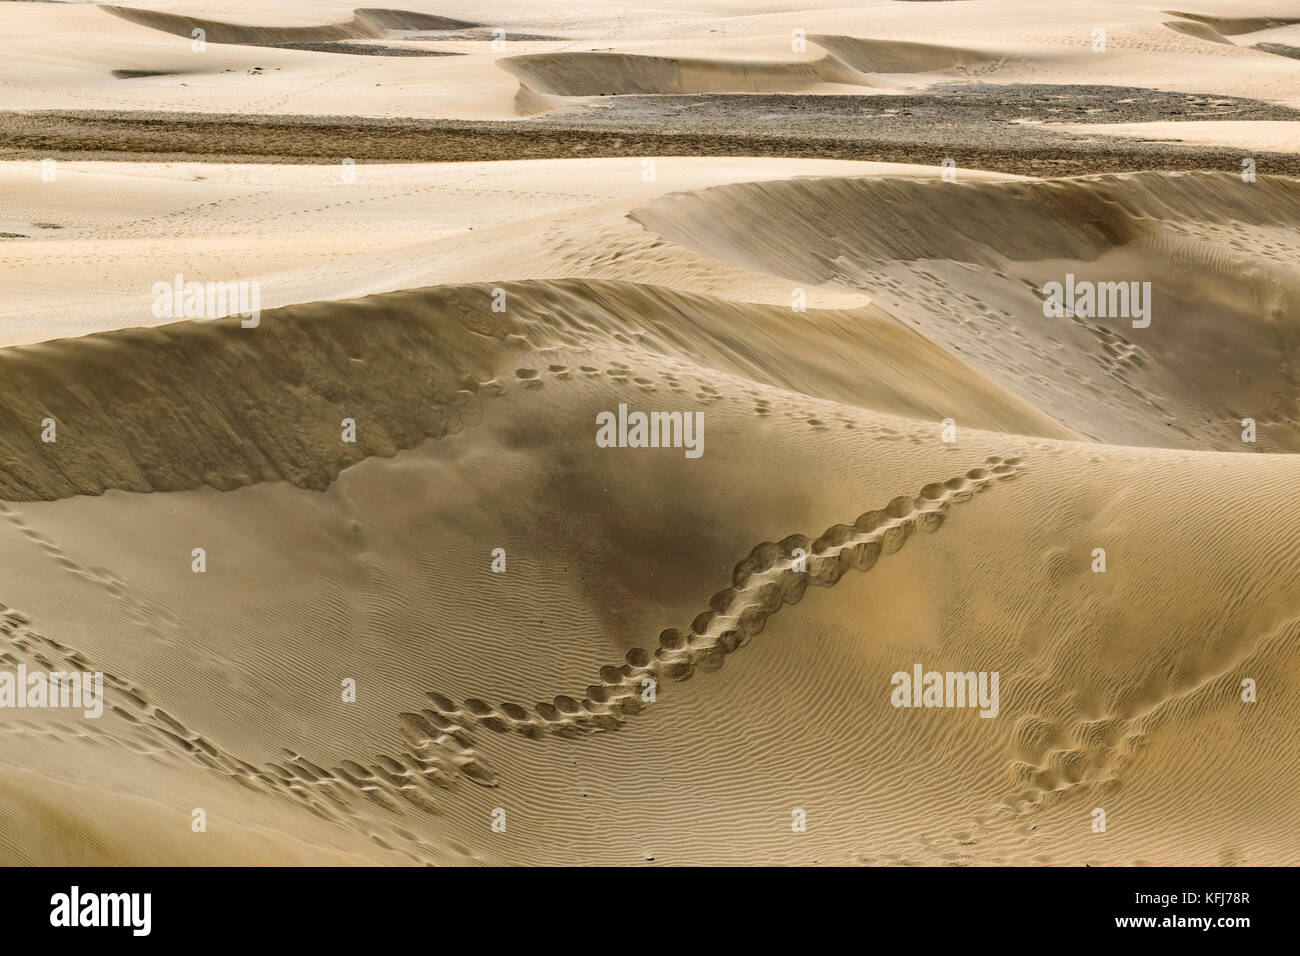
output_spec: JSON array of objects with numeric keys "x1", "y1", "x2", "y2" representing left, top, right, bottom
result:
[
  {"x1": 3, "y1": 1, "x2": 1300, "y2": 119},
  {"x1": 0, "y1": 156, "x2": 1024, "y2": 344},
  {"x1": 1, "y1": 0, "x2": 1298, "y2": 866}
]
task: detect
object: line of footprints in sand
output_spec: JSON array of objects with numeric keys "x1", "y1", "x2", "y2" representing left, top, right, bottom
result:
[
  {"x1": 0, "y1": 455, "x2": 1024, "y2": 862},
  {"x1": 497, "y1": 358, "x2": 881, "y2": 431},
  {"x1": 488, "y1": 356, "x2": 983, "y2": 445},
  {"x1": 0, "y1": 601, "x2": 499, "y2": 862},
  {"x1": 418, "y1": 455, "x2": 1027, "y2": 763}
]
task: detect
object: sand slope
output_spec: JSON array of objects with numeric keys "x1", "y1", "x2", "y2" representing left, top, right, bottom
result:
[
  {"x1": 2, "y1": 0, "x2": 1299, "y2": 869},
  {"x1": 3, "y1": 155, "x2": 1298, "y2": 866},
  {"x1": 100, "y1": 5, "x2": 481, "y2": 45},
  {"x1": 0, "y1": 276, "x2": 1082, "y2": 501},
  {"x1": 2, "y1": 336, "x2": 1297, "y2": 864},
  {"x1": 633, "y1": 171, "x2": 1300, "y2": 451}
]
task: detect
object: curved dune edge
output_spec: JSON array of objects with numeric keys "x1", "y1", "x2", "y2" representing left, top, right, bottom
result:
[
  {"x1": 497, "y1": 35, "x2": 1002, "y2": 108},
  {"x1": 0, "y1": 278, "x2": 1074, "y2": 502},
  {"x1": 1163, "y1": 10, "x2": 1300, "y2": 36},
  {"x1": 630, "y1": 170, "x2": 1300, "y2": 451},
  {"x1": 631, "y1": 170, "x2": 1300, "y2": 270},
  {"x1": 808, "y1": 34, "x2": 1002, "y2": 74},
  {"x1": 2, "y1": 0, "x2": 1297, "y2": 875},
  {"x1": 99, "y1": 5, "x2": 479, "y2": 45},
  {"x1": 498, "y1": 50, "x2": 873, "y2": 99},
  {"x1": 633, "y1": 172, "x2": 1151, "y2": 267},
  {"x1": 1163, "y1": 19, "x2": 1235, "y2": 45}
]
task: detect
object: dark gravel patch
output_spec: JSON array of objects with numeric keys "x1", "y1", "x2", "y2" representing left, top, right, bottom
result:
[
  {"x1": 248, "y1": 41, "x2": 461, "y2": 56},
  {"x1": 3, "y1": 85, "x2": 1297, "y2": 177}
]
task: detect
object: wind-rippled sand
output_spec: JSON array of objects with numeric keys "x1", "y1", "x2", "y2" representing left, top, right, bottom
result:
[{"x1": 1, "y1": 0, "x2": 1297, "y2": 865}]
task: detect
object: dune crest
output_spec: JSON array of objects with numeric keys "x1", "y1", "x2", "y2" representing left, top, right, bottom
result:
[
  {"x1": 99, "y1": 4, "x2": 478, "y2": 45},
  {"x1": 498, "y1": 35, "x2": 1006, "y2": 112},
  {"x1": 4, "y1": 0, "x2": 1300, "y2": 875},
  {"x1": 809, "y1": 34, "x2": 1003, "y2": 74},
  {"x1": 498, "y1": 50, "x2": 873, "y2": 102},
  {"x1": 0, "y1": 278, "x2": 1076, "y2": 500},
  {"x1": 632, "y1": 171, "x2": 1300, "y2": 450},
  {"x1": 1163, "y1": 10, "x2": 1300, "y2": 35},
  {"x1": 1162, "y1": 19, "x2": 1235, "y2": 45}
]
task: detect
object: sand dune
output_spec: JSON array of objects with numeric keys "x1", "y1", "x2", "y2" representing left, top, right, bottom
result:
[
  {"x1": 498, "y1": 34, "x2": 1006, "y2": 106},
  {"x1": 1163, "y1": 18, "x2": 1236, "y2": 45},
  {"x1": 3, "y1": 0, "x2": 1300, "y2": 872},
  {"x1": 3, "y1": 328, "x2": 1297, "y2": 864},
  {"x1": 499, "y1": 50, "x2": 873, "y2": 104},
  {"x1": 0, "y1": 156, "x2": 960, "y2": 345},
  {"x1": 1164, "y1": 10, "x2": 1300, "y2": 36},
  {"x1": 809, "y1": 34, "x2": 1002, "y2": 74},
  {"x1": 0, "y1": 277, "x2": 1079, "y2": 501},
  {"x1": 7, "y1": 0, "x2": 1300, "y2": 122},
  {"x1": 500, "y1": 37, "x2": 1008, "y2": 114},
  {"x1": 101, "y1": 5, "x2": 479, "y2": 45},
  {"x1": 632, "y1": 171, "x2": 1300, "y2": 450}
]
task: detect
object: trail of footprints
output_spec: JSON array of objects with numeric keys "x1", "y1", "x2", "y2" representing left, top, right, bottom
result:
[
  {"x1": 422, "y1": 455, "x2": 1026, "y2": 759},
  {"x1": 997, "y1": 612, "x2": 1300, "y2": 820},
  {"x1": 0, "y1": 602, "x2": 495, "y2": 864},
  {"x1": 505, "y1": 358, "x2": 726, "y2": 403},
  {"x1": 858, "y1": 264, "x2": 1185, "y2": 441},
  {"x1": 0, "y1": 344, "x2": 1026, "y2": 857},
  {"x1": 0, "y1": 501, "x2": 179, "y2": 642},
  {"x1": 0, "y1": 455, "x2": 1023, "y2": 861},
  {"x1": 1003, "y1": 710, "x2": 1146, "y2": 816},
  {"x1": 524, "y1": 321, "x2": 1156, "y2": 445},
  {"x1": 496, "y1": 353, "x2": 888, "y2": 432}
]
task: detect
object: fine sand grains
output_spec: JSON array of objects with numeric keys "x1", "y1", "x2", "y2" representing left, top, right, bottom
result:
[{"x1": 2, "y1": 0, "x2": 1299, "y2": 866}]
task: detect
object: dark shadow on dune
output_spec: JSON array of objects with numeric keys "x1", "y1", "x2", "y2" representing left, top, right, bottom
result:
[
  {"x1": 248, "y1": 41, "x2": 462, "y2": 56},
  {"x1": 110, "y1": 69, "x2": 182, "y2": 79},
  {"x1": 1163, "y1": 9, "x2": 1300, "y2": 35},
  {"x1": 99, "y1": 4, "x2": 479, "y2": 46}
]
